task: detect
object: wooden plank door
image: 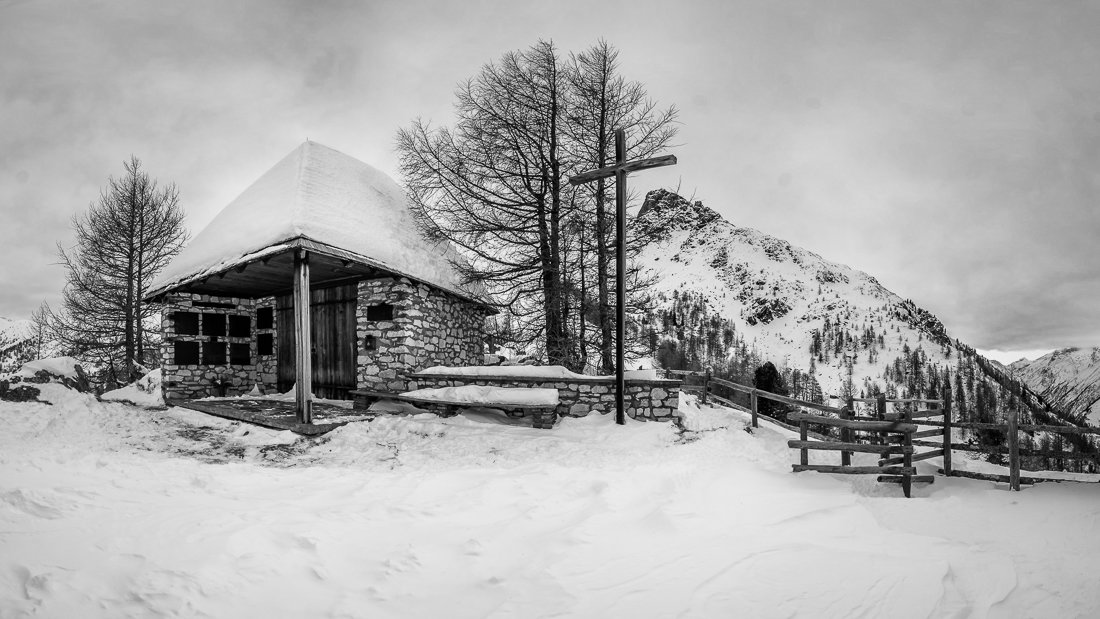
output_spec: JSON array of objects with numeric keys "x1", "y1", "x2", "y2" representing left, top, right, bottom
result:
[{"x1": 276, "y1": 283, "x2": 357, "y2": 399}]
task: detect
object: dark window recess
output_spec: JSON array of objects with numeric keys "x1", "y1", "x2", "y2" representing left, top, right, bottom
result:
[
  {"x1": 229, "y1": 315, "x2": 251, "y2": 337},
  {"x1": 257, "y1": 333, "x2": 274, "y2": 356},
  {"x1": 202, "y1": 342, "x2": 227, "y2": 365},
  {"x1": 230, "y1": 343, "x2": 251, "y2": 365},
  {"x1": 363, "y1": 334, "x2": 377, "y2": 351},
  {"x1": 193, "y1": 301, "x2": 236, "y2": 309},
  {"x1": 366, "y1": 303, "x2": 394, "y2": 321},
  {"x1": 174, "y1": 341, "x2": 200, "y2": 365},
  {"x1": 202, "y1": 313, "x2": 227, "y2": 336},
  {"x1": 174, "y1": 312, "x2": 199, "y2": 335},
  {"x1": 256, "y1": 307, "x2": 274, "y2": 329}
]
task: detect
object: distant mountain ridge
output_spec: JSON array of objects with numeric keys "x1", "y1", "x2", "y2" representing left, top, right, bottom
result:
[
  {"x1": 634, "y1": 189, "x2": 1083, "y2": 438},
  {"x1": 1010, "y1": 348, "x2": 1100, "y2": 426}
]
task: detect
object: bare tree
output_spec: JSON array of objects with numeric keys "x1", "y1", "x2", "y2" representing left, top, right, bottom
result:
[
  {"x1": 399, "y1": 40, "x2": 575, "y2": 365},
  {"x1": 54, "y1": 156, "x2": 187, "y2": 383},
  {"x1": 28, "y1": 301, "x2": 51, "y2": 361},
  {"x1": 398, "y1": 39, "x2": 677, "y2": 371},
  {"x1": 565, "y1": 41, "x2": 678, "y2": 372}
]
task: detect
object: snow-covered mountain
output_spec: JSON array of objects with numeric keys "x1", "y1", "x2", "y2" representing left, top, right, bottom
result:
[
  {"x1": 0, "y1": 316, "x2": 36, "y2": 372},
  {"x1": 1009, "y1": 348, "x2": 1100, "y2": 426},
  {"x1": 634, "y1": 189, "x2": 1078, "y2": 434}
]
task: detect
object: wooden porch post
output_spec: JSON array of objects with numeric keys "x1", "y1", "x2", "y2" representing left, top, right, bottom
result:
[{"x1": 294, "y1": 249, "x2": 313, "y2": 424}]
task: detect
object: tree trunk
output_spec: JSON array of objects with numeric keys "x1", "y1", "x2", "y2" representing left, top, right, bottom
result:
[
  {"x1": 135, "y1": 190, "x2": 145, "y2": 371},
  {"x1": 545, "y1": 51, "x2": 567, "y2": 367},
  {"x1": 124, "y1": 177, "x2": 136, "y2": 379}
]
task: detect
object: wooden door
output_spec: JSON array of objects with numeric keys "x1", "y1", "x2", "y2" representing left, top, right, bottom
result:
[{"x1": 276, "y1": 283, "x2": 358, "y2": 399}]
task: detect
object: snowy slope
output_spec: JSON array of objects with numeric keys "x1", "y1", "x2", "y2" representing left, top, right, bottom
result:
[
  {"x1": 634, "y1": 190, "x2": 1071, "y2": 434},
  {"x1": 2, "y1": 380, "x2": 1098, "y2": 617},
  {"x1": 1010, "y1": 348, "x2": 1100, "y2": 425},
  {"x1": 637, "y1": 190, "x2": 952, "y2": 395}
]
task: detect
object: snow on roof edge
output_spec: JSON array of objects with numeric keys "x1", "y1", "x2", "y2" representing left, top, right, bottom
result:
[{"x1": 145, "y1": 235, "x2": 496, "y2": 310}]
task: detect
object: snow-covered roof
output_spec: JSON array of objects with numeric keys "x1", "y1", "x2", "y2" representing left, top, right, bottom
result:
[{"x1": 147, "y1": 141, "x2": 491, "y2": 306}]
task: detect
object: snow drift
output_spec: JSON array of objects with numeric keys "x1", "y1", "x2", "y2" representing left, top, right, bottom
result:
[{"x1": 2, "y1": 378, "x2": 1098, "y2": 617}]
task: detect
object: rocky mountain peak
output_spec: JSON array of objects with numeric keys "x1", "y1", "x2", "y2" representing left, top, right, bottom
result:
[{"x1": 636, "y1": 189, "x2": 722, "y2": 238}]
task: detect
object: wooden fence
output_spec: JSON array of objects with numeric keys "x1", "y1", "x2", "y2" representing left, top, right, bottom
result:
[
  {"x1": 921, "y1": 409, "x2": 1100, "y2": 490},
  {"x1": 666, "y1": 370, "x2": 945, "y2": 497},
  {"x1": 665, "y1": 368, "x2": 1100, "y2": 492}
]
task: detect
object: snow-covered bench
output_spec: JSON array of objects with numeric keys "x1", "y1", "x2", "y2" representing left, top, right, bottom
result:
[{"x1": 351, "y1": 385, "x2": 561, "y2": 429}]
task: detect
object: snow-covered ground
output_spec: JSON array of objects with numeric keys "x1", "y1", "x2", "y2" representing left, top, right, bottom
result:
[{"x1": 2, "y1": 383, "x2": 1099, "y2": 617}]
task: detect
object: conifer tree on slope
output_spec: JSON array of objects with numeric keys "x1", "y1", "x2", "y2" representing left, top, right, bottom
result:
[{"x1": 53, "y1": 156, "x2": 187, "y2": 385}]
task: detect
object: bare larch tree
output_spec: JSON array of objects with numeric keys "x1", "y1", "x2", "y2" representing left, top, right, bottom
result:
[
  {"x1": 564, "y1": 41, "x2": 678, "y2": 373},
  {"x1": 398, "y1": 39, "x2": 677, "y2": 371},
  {"x1": 53, "y1": 156, "x2": 187, "y2": 384}
]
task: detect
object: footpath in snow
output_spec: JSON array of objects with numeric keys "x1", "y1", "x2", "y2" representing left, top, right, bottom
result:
[{"x1": 1, "y1": 374, "x2": 1099, "y2": 618}]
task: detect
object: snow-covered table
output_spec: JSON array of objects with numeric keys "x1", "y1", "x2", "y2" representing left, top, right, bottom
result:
[{"x1": 351, "y1": 385, "x2": 561, "y2": 429}]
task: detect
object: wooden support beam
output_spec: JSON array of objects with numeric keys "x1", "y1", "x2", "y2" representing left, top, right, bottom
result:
[
  {"x1": 799, "y1": 419, "x2": 809, "y2": 467},
  {"x1": 841, "y1": 398, "x2": 853, "y2": 467},
  {"x1": 902, "y1": 409, "x2": 914, "y2": 498},
  {"x1": 701, "y1": 367, "x2": 710, "y2": 405},
  {"x1": 793, "y1": 464, "x2": 916, "y2": 475},
  {"x1": 750, "y1": 390, "x2": 759, "y2": 428},
  {"x1": 878, "y1": 475, "x2": 934, "y2": 484},
  {"x1": 885, "y1": 409, "x2": 944, "y2": 420},
  {"x1": 942, "y1": 386, "x2": 953, "y2": 475},
  {"x1": 880, "y1": 449, "x2": 942, "y2": 467},
  {"x1": 293, "y1": 249, "x2": 313, "y2": 424},
  {"x1": 940, "y1": 469, "x2": 1036, "y2": 485},
  {"x1": 787, "y1": 440, "x2": 912, "y2": 455},
  {"x1": 1008, "y1": 405, "x2": 1021, "y2": 491},
  {"x1": 911, "y1": 449, "x2": 943, "y2": 463},
  {"x1": 787, "y1": 411, "x2": 918, "y2": 433}
]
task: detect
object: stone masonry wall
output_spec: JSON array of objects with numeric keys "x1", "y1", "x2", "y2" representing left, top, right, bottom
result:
[
  {"x1": 253, "y1": 297, "x2": 278, "y2": 394},
  {"x1": 160, "y1": 293, "x2": 275, "y2": 401},
  {"x1": 410, "y1": 373, "x2": 681, "y2": 422},
  {"x1": 356, "y1": 278, "x2": 490, "y2": 393}
]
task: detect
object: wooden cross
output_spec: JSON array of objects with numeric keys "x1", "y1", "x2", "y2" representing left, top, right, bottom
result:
[{"x1": 569, "y1": 128, "x2": 677, "y2": 425}]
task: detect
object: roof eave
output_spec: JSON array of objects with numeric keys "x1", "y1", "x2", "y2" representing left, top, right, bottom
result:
[{"x1": 145, "y1": 235, "x2": 498, "y2": 313}]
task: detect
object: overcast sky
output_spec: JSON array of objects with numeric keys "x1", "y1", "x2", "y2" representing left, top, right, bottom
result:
[{"x1": 2, "y1": 0, "x2": 1098, "y2": 363}]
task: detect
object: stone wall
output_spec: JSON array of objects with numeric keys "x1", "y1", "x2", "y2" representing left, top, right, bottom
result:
[
  {"x1": 410, "y1": 372, "x2": 681, "y2": 422},
  {"x1": 253, "y1": 297, "x2": 278, "y2": 394},
  {"x1": 160, "y1": 293, "x2": 275, "y2": 401},
  {"x1": 356, "y1": 278, "x2": 491, "y2": 393}
]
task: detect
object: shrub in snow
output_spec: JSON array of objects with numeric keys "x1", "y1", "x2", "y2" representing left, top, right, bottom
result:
[{"x1": 753, "y1": 361, "x2": 791, "y2": 422}]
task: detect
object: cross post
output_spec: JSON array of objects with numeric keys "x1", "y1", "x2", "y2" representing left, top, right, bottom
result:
[{"x1": 569, "y1": 128, "x2": 677, "y2": 425}]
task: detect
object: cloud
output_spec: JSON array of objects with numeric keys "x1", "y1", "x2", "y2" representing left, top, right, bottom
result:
[{"x1": 1, "y1": 0, "x2": 1097, "y2": 352}]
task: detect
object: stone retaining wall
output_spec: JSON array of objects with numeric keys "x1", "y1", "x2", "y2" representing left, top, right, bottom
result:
[{"x1": 410, "y1": 372, "x2": 681, "y2": 422}]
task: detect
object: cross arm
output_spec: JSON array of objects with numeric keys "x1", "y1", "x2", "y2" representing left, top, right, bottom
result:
[{"x1": 568, "y1": 154, "x2": 678, "y2": 186}]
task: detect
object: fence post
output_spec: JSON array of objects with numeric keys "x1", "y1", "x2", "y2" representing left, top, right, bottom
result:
[
  {"x1": 876, "y1": 393, "x2": 887, "y2": 446},
  {"x1": 750, "y1": 389, "x2": 759, "y2": 428},
  {"x1": 901, "y1": 409, "x2": 914, "y2": 498},
  {"x1": 841, "y1": 396, "x2": 853, "y2": 467},
  {"x1": 800, "y1": 417, "x2": 809, "y2": 467},
  {"x1": 942, "y1": 386, "x2": 953, "y2": 476},
  {"x1": 1008, "y1": 405, "x2": 1020, "y2": 491},
  {"x1": 702, "y1": 367, "x2": 710, "y2": 405}
]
